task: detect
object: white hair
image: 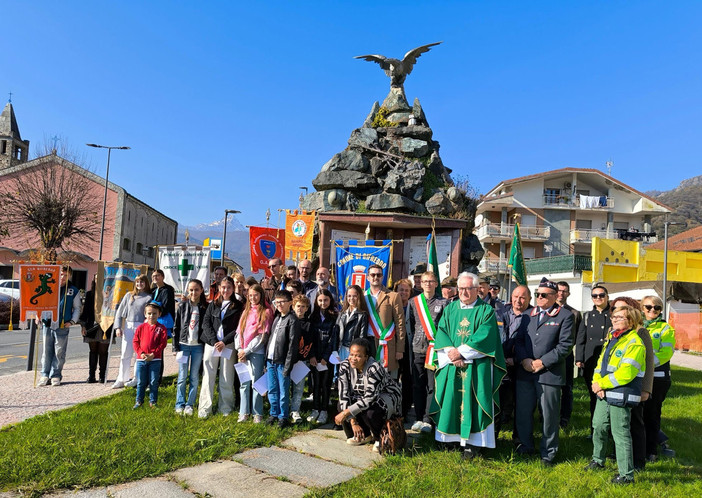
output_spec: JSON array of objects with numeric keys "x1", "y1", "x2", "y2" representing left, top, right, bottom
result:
[{"x1": 457, "y1": 271, "x2": 479, "y2": 288}]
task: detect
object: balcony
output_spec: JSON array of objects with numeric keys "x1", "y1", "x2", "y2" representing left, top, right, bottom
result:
[
  {"x1": 570, "y1": 229, "x2": 659, "y2": 244},
  {"x1": 478, "y1": 257, "x2": 509, "y2": 274},
  {"x1": 475, "y1": 223, "x2": 551, "y2": 243},
  {"x1": 543, "y1": 194, "x2": 614, "y2": 210},
  {"x1": 525, "y1": 254, "x2": 593, "y2": 274}
]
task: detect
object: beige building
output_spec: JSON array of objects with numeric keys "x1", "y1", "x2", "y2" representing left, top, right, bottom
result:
[{"x1": 475, "y1": 167, "x2": 672, "y2": 274}]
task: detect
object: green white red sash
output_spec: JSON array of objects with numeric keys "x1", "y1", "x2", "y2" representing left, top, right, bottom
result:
[
  {"x1": 364, "y1": 290, "x2": 395, "y2": 368},
  {"x1": 413, "y1": 293, "x2": 437, "y2": 369}
]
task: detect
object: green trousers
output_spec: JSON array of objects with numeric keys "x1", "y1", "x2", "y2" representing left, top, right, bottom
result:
[{"x1": 592, "y1": 398, "x2": 633, "y2": 479}]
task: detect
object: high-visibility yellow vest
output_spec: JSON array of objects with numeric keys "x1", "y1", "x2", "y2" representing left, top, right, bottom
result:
[
  {"x1": 647, "y1": 320, "x2": 675, "y2": 368},
  {"x1": 593, "y1": 328, "x2": 646, "y2": 407}
]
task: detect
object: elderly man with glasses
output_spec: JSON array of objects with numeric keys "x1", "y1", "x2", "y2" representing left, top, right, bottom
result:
[
  {"x1": 575, "y1": 284, "x2": 612, "y2": 432},
  {"x1": 515, "y1": 278, "x2": 574, "y2": 466},
  {"x1": 429, "y1": 271, "x2": 506, "y2": 459}
]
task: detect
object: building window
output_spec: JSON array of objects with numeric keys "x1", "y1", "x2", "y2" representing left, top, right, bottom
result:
[
  {"x1": 123, "y1": 238, "x2": 131, "y2": 251},
  {"x1": 544, "y1": 188, "x2": 561, "y2": 204},
  {"x1": 1, "y1": 141, "x2": 6, "y2": 154},
  {"x1": 523, "y1": 246, "x2": 536, "y2": 259},
  {"x1": 136, "y1": 242, "x2": 143, "y2": 254},
  {"x1": 521, "y1": 214, "x2": 537, "y2": 227},
  {"x1": 575, "y1": 219, "x2": 593, "y2": 229},
  {"x1": 147, "y1": 247, "x2": 154, "y2": 258}
]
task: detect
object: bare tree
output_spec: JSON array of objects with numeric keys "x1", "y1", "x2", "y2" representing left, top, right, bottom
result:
[{"x1": 0, "y1": 139, "x2": 102, "y2": 262}]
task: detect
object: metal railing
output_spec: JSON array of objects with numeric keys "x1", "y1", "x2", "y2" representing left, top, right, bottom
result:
[
  {"x1": 524, "y1": 254, "x2": 593, "y2": 274},
  {"x1": 543, "y1": 195, "x2": 614, "y2": 209},
  {"x1": 571, "y1": 229, "x2": 659, "y2": 244},
  {"x1": 475, "y1": 223, "x2": 550, "y2": 240},
  {"x1": 478, "y1": 257, "x2": 509, "y2": 273}
]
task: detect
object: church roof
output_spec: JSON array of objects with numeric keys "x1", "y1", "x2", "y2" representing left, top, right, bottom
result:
[{"x1": 0, "y1": 102, "x2": 22, "y2": 139}]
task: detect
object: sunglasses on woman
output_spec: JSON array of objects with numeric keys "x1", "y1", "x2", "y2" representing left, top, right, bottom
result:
[{"x1": 643, "y1": 304, "x2": 662, "y2": 312}]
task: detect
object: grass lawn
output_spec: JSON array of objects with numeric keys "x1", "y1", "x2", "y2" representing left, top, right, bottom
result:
[
  {"x1": 0, "y1": 376, "x2": 307, "y2": 495},
  {"x1": 311, "y1": 366, "x2": 702, "y2": 498}
]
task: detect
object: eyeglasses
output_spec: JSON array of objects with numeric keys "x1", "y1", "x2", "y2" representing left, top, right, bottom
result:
[
  {"x1": 489, "y1": 286, "x2": 500, "y2": 291},
  {"x1": 591, "y1": 293, "x2": 607, "y2": 299},
  {"x1": 643, "y1": 304, "x2": 662, "y2": 312},
  {"x1": 421, "y1": 280, "x2": 437, "y2": 284},
  {"x1": 611, "y1": 315, "x2": 627, "y2": 321},
  {"x1": 535, "y1": 292, "x2": 555, "y2": 299},
  {"x1": 273, "y1": 299, "x2": 291, "y2": 305},
  {"x1": 368, "y1": 273, "x2": 383, "y2": 278}
]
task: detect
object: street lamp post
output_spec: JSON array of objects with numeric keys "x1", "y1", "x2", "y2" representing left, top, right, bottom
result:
[
  {"x1": 86, "y1": 143, "x2": 130, "y2": 260},
  {"x1": 222, "y1": 209, "x2": 241, "y2": 267},
  {"x1": 662, "y1": 220, "x2": 684, "y2": 317}
]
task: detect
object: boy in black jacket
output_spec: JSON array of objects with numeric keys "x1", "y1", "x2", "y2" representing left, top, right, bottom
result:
[
  {"x1": 290, "y1": 294, "x2": 316, "y2": 423},
  {"x1": 266, "y1": 289, "x2": 300, "y2": 428}
]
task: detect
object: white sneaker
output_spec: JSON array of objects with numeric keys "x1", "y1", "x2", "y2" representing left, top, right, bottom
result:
[
  {"x1": 317, "y1": 411, "x2": 328, "y2": 425},
  {"x1": 175, "y1": 406, "x2": 184, "y2": 415},
  {"x1": 347, "y1": 435, "x2": 373, "y2": 446},
  {"x1": 51, "y1": 378, "x2": 61, "y2": 386},
  {"x1": 37, "y1": 377, "x2": 50, "y2": 387},
  {"x1": 291, "y1": 411, "x2": 302, "y2": 423},
  {"x1": 307, "y1": 409, "x2": 319, "y2": 422},
  {"x1": 125, "y1": 378, "x2": 138, "y2": 388},
  {"x1": 112, "y1": 381, "x2": 125, "y2": 389},
  {"x1": 253, "y1": 415, "x2": 263, "y2": 424},
  {"x1": 411, "y1": 421, "x2": 423, "y2": 431},
  {"x1": 237, "y1": 413, "x2": 250, "y2": 423},
  {"x1": 373, "y1": 441, "x2": 381, "y2": 453},
  {"x1": 184, "y1": 406, "x2": 194, "y2": 416},
  {"x1": 305, "y1": 394, "x2": 314, "y2": 401},
  {"x1": 420, "y1": 422, "x2": 432, "y2": 433}
]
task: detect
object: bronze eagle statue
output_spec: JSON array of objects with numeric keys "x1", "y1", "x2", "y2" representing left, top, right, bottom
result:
[{"x1": 354, "y1": 42, "x2": 442, "y2": 89}]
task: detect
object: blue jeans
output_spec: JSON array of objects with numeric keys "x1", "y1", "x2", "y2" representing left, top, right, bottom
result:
[
  {"x1": 239, "y1": 352, "x2": 266, "y2": 416},
  {"x1": 176, "y1": 344, "x2": 204, "y2": 409},
  {"x1": 41, "y1": 326, "x2": 70, "y2": 380},
  {"x1": 267, "y1": 360, "x2": 291, "y2": 420},
  {"x1": 135, "y1": 359, "x2": 161, "y2": 405}
]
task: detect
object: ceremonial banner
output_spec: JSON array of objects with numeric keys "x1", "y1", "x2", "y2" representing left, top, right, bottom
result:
[
  {"x1": 19, "y1": 264, "x2": 60, "y2": 321},
  {"x1": 249, "y1": 226, "x2": 285, "y2": 276},
  {"x1": 508, "y1": 223, "x2": 527, "y2": 285},
  {"x1": 285, "y1": 210, "x2": 315, "y2": 261},
  {"x1": 334, "y1": 240, "x2": 392, "y2": 299},
  {"x1": 158, "y1": 245, "x2": 211, "y2": 295},
  {"x1": 96, "y1": 262, "x2": 149, "y2": 332}
]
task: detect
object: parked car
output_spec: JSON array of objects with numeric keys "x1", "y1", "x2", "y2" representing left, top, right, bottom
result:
[{"x1": 0, "y1": 279, "x2": 19, "y2": 299}]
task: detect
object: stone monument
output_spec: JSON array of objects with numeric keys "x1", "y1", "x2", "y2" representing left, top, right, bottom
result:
[{"x1": 302, "y1": 43, "x2": 484, "y2": 271}]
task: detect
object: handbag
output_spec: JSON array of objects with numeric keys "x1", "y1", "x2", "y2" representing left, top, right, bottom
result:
[{"x1": 379, "y1": 416, "x2": 407, "y2": 455}]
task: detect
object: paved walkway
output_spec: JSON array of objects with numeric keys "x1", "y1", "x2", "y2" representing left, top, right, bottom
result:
[
  {"x1": 1, "y1": 426, "x2": 410, "y2": 498},
  {"x1": 670, "y1": 350, "x2": 702, "y2": 371},
  {"x1": 0, "y1": 347, "x2": 179, "y2": 428}
]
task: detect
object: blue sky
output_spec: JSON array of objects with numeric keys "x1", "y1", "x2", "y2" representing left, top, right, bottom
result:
[{"x1": 3, "y1": 1, "x2": 700, "y2": 229}]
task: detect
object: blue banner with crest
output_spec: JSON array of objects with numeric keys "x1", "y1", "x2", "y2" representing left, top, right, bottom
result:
[{"x1": 334, "y1": 240, "x2": 392, "y2": 301}]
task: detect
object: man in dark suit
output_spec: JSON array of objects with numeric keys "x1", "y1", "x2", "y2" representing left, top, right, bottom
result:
[{"x1": 515, "y1": 278, "x2": 574, "y2": 465}]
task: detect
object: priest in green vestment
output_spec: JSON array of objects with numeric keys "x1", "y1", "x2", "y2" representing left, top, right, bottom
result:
[{"x1": 429, "y1": 272, "x2": 506, "y2": 457}]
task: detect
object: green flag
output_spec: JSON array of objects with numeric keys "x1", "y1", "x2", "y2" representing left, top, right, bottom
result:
[{"x1": 508, "y1": 223, "x2": 527, "y2": 285}]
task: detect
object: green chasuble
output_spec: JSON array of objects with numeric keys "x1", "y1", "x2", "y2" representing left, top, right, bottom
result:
[{"x1": 429, "y1": 299, "x2": 506, "y2": 441}]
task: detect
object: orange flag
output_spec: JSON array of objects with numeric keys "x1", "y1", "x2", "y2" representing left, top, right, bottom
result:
[
  {"x1": 19, "y1": 264, "x2": 61, "y2": 321},
  {"x1": 285, "y1": 210, "x2": 316, "y2": 261}
]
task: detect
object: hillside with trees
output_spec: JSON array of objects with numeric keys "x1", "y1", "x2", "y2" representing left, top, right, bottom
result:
[{"x1": 648, "y1": 175, "x2": 702, "y2": 236}]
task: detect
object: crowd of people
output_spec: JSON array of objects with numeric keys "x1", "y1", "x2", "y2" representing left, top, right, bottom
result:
[{"x1": 35, "y1": 261, "x2": 677, "y2": 473}]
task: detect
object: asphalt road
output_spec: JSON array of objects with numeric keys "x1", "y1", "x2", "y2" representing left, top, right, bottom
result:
[{"x1": 0, "y1": 326, "x2": 110, "y2": 377}]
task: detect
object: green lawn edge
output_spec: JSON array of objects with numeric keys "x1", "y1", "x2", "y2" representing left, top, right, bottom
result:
[
  {"x1": 0, "y1": 375, "x2": 311, "y2": 495},
  {"x1": 307, "y1": 365, "x2": 702, "y2": 498}
]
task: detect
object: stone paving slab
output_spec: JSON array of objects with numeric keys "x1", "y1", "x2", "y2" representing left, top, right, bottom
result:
[
  {"x1": 42, "y1": 478, "x2": 193, "y2": 497},
  {"x1": 171, "y1": 459, "x2": 306, "y2": 498},
  {"x1": 237, "y1": 446, "x2": 361, "y2": 487},
  {"x1": 283, "y1": 432, "x2": 382, "y2": 469}
]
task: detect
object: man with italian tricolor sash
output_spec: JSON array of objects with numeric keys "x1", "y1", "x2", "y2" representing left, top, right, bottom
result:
[
  {"x1": 429, "y1": 272, "x2": 506, "y2": 459},
  {"x1": 408, "y1": 271, "x2": 448, "y2": 433},
  {"x1": 363, "y1": 264, "x2": 406, "y2": 377}
]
